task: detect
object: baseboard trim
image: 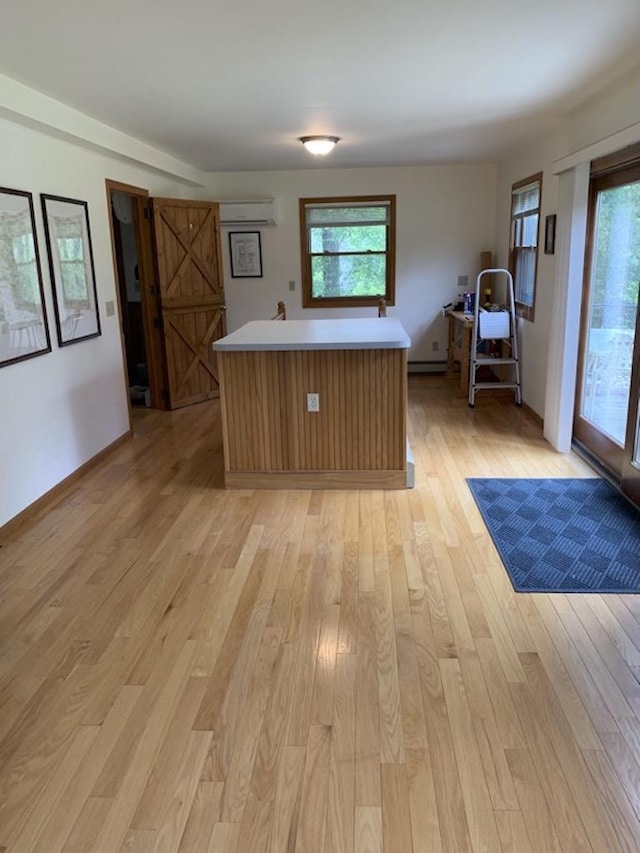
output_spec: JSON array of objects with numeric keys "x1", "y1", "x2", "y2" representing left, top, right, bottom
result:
[
  {"x1": 521, "y1": 402, "x2": 543, "y2": 429},
  {"x1": 0, "y1": 430, "x2": 132, "y2": 542},
  {"x1": 571, "y1": 439, "x2": 620, "y2": 485},
  {"x1": 224, "y1": 469, "x2": 408, "y2": 490}
]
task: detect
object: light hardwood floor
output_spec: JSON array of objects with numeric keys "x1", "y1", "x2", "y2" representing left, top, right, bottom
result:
[{"x1": 1, "y1": 377, "x2": 640, "y2": 853}]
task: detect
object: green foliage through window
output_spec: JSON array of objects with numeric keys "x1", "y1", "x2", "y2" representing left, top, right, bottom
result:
[
  {"x1": 591, "y1": 181, "x2": 640, "y2": 332},
  {"x1": 300, "y1": 197, "x2": 396, "y2": 306}
]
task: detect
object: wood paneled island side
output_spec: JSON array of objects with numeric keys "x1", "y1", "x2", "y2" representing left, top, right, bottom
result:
[{"x1": 213, "y1": 318, "x2": 411, "y2": 489}]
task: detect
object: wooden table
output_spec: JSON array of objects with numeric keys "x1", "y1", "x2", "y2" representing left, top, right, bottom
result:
[
  {"x1": 213, "y1": 318, "x2": 412, "y2": 489},
  {"x1": 446, "y1": 310, "x2": 474, "y2": 395}
]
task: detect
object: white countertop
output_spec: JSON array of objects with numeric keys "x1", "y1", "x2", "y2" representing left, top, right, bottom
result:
[{"x1": 213, "y1": 318, "x2": 411, "y2": 351}]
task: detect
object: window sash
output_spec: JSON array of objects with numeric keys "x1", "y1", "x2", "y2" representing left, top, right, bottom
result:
[
  {"x1": 509, "y1": 174, "x2": 542, "y2": 320},
  {"x1": 513, "y1": 211, "x2": 539, "y2": 248},
  {"x1": 308, "y1": 221, "x2": 387, "y2": 256},
  {"x1": 514, "y1": 247, "x2": 537, "y2": 307},
  {"x1": 308, "y1": 250, "x2": 387, "y2": 258},
  {"x1": 512, "y1": 183, "x2": 540, "y2": 215},
  {"x1": 309, "y1": 219, "x2": 388, "y2": 228},
  {"x1": 301, "y1": 196, "x2": 395, "y2": 305},
  {"x1": 305, "y1": 202, "x2": 390, "y2": 223}
]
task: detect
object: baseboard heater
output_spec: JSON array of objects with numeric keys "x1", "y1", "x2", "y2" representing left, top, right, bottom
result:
[{"x1": 408, "y1": 360, "x2": 447, "y2": 374}]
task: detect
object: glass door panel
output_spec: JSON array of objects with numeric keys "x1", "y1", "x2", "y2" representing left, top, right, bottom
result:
[
  {"x1": 621, "y1": 303, "x2": 640, "y2": 506},
  {"x1": 574, "y1": 171, "x2": 640, "y2": 477}
]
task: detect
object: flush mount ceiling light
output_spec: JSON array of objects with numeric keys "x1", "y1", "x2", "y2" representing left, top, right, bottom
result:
[{"x1": 299, "y1": 135, "x2": 340, "y2": 156}]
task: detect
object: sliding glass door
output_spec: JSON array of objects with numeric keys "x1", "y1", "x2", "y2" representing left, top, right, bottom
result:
[
  {"x1": 574, "y1": 154, "x2": 640, "y2": 507},
  {"x1": 621, "y1": 302, "x2": 640, "y2": 505}
]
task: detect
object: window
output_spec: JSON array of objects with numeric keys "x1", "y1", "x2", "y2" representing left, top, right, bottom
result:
[
  {"x1": 509, "y1": 173, "x2": 542, "y2": 321},
  {"x1": 300, "y1": 195, "x2": 396, "y2": 307}
]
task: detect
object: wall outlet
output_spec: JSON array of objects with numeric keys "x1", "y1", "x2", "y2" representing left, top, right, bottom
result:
[
  {"x1": 457, "y1": 275, "x2": 468, "y2": 288},
  {"x1": 432, "y1": 340, "x2": 439, "y2": 352},
  {"x1": 289, "y1": 280, "x2": 296, "y2": 291},
  {"x1": 307, "y1": 392, "x2": 319, "y2": 412}
]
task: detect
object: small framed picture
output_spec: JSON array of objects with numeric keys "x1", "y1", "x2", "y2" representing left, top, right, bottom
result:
[
  {"x1": 41, "y1": 194, "x2": 101, "y2": 346},
  {"x1": 0, "y1": 186, "x2": 51, "y2": 368},
  {"x1": 229, "y1": 231, "x2": 262, "y2": 278},
  {"x1": 544, "y1": 214, "x2": 556, "y2": 255}
]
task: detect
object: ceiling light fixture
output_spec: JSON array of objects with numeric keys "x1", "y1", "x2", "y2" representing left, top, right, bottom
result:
[{"x1": 299, "y1": 135, "x2": 340, "y2": 156}]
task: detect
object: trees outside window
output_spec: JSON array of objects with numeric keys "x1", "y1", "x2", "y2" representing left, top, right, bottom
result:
[{"x1": 299, "y1": 196, "x2": 396, "y2": 308}]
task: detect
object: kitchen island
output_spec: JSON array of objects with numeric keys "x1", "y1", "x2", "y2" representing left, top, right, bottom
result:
[{"x1": 213, "y1": 318, "x2": 412, "y2": 489}]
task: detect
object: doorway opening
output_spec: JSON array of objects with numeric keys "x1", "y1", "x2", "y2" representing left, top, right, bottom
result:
[
  {"x1": 107, "y1": 184, "x2": 226, "y2": 413},
  {"x1": 110, "y1": 191, "x2": 148, "y2": 405},
  {"x1": 105, "y1": 180, "x2": 166, "y2": 415}
]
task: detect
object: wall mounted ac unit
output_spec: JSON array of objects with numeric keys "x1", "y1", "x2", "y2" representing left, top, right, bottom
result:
[{"x1": 218, "y1": 199, "x2": 277, "y2": 228}]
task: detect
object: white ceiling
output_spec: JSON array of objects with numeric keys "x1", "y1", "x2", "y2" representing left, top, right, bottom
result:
[{"x1": 1, "y1": 0, "x2": 639, "y2": 172}]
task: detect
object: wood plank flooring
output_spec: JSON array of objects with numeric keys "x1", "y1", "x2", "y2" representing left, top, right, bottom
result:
[{"x1": 1, "y1": 376, "x2": 640, "y2": 852}]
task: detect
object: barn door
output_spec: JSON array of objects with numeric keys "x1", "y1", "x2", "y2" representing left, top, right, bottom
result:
[{"x1": 151, "y1": 198, "x2": 226, "y2": 409}]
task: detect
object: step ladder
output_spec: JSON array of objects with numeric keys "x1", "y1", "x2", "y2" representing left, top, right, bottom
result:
[{"x1": 468, "y1": 269, "x2": 522, "y2": 408}]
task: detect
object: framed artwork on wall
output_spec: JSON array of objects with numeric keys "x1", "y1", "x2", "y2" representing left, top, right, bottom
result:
[
  {"x1": 544, "y1": 214, "x2": 557, "y2": 255},
  {"x1": 41, "y1": 194, "x2": 101, "y2": 346},
  {"x1": 228, "y1": 230, "x2": 263, "y2": 278},
  {"x1": 0, "y1": 186, "x2": 51, "y2": 369}
]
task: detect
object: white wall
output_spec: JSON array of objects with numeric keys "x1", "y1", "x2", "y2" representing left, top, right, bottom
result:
[
  {"x1": 494, "y1": 133, "x2": 566, "y2": 415},
  {"x1": 0, "y1": 116, "x2": 207, "y2": 527},
  {"x1": 208, "y1": 165, "x2": 497, "y2": 362},
  {"x1": 565, "y1": 70, "x2": 640, "y2": 154},
  {"x1": 495, "y1": 64, "x2": 640, "y2": 418}
]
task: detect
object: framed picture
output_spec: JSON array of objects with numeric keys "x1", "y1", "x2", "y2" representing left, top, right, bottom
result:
[
  {"x1": 229, "y1": 231, "x2": 263, "y2": 278},
  {"x1": 544, "y1": 214, "x2": 557, "y2": 255},
  {"x1": 41, "y1": 194, "x2": 101, "y2": 346},
  {"x1": 0, "y1": 187, "x2": 51, "y2": 369}
]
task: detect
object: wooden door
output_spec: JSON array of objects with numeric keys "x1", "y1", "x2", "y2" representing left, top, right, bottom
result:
[{"x1": 151, "y1": 198, "x2": 226, "y2": 409}]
